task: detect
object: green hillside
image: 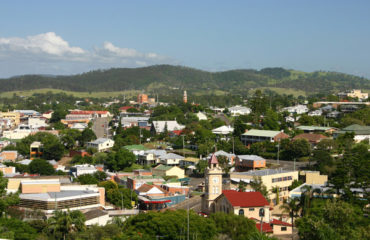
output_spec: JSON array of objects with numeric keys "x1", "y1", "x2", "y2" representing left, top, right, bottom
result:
[{"x1": 0, "y1": 65, "x2": 369, "y2": 95}]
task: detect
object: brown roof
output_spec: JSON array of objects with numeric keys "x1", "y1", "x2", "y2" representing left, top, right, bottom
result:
[
  {"x1": 293, "y1": 133, "x2": 328, "y2": 143},
  {"x1": 137, "y1": 184, "x2": 166, "y2": 194},
  {"x1": 209, "y1": 154, "x2": 219, "y2": 165},
  {"x1": 83, "y1": 209, "x2": 108, "y2": 220}
]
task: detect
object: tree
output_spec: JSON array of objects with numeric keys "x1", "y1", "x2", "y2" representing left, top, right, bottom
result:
[
  {"x1": 50, "y1": 108, "x2": 67, "y2": 123},
  {"x1": 123, "y1": 210, "x2": 216, "y2": 240},
  {"x1": 47, "y1": 210, "x2": 86, "y2": 239},
  {"x1": 106, "y1": 148, "x2": 136, "y2": 172},
  {"x1": 250, "y1": 177, "x2": 269, "y2": 200},
  {"x1": 29, "y1": 159, "x2": 55, "y2": 175},
  {"x1": 60, "y1": 129, "x2": 81, "y2": 150},
  {"x1": 263, "y1": 109, "x2": 280, "y2": 130},
  {"x1": 77, "y1": 174, "x2": 99, "y2": 185},
  {"x1": 79, "y1": 128, "x2": 97, "y2": 147},
  {"x1": 296, "y1": 200, "x2": 370, "y2": 240},
  {"x1": 211, "y1": 212, "x2": 259, "y2": 240},
  {"x1": 280, "y1": 198, "x2": 301, "y2": 240}
]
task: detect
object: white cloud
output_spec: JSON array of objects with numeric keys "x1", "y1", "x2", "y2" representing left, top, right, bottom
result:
[
  {"x1": 0, "y1": 32, "x2": 85, "y2": 56},
  {"x1": 0, "y1": 32, "x2": 175, "y2": 77}
]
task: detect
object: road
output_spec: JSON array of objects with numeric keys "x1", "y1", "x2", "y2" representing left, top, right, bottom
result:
[{"x1": 92, "y1": 117, "x2": 110, "y2": 138}]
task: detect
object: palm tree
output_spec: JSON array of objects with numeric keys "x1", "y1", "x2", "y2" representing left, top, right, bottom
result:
[
  {"x1": 47, "y1": 210, "x2": 86, "y2": 239},
  {"x1": 280, "y1": 198, "x2": 301, "y2": 240},
  {"x1": 300, "y1": 185, "x2": 313, "y2": 216}
]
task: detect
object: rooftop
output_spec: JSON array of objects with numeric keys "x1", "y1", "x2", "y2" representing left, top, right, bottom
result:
[
  {"x1": 296, "y1": 125, "x2": 334, "y2": 131},
  {"x1": 222, "y1": 190, "x2": 269, "y2": 207},
  {"x1": 232, "y1": 168, "x2": 296, "y2": 177},
  {"x1": 242, "y1": 129, "x2": 282, "y2": 137},
  {"x1": 20, "y1": 190, "x2": 98, "y2": 201},
  {"x1": 237, "y1": 155, "x2": 265, "y2": 161},
  {"x1": 124, "y1": 145, "x2": 149, "y2": 151},
  {"x1": 154, "y1": 164, "x2": 173, "y2": 171}
]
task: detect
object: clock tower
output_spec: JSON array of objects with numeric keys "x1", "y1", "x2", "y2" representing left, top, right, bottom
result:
[{"x1": 202, "y1": 154, "x2": 223, "y2": 214}]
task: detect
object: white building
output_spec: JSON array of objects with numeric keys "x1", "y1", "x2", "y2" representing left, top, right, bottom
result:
[
  {"x1": 196, "y1": 112, "x2": 207, "y2": 121},
  {"x1": 70, "y1": 123, "x2": 88, "y2": 131},
  {"x1": 70, "y1": 164, "x2": 98, "y2": 177},
  {"x1": 28, "y1": 118, "x2": 48, "y2": 129},
  {"x1": 228, "y1": 106, "x2": 251, "y2": 116},
  {"x1": 2, "y1": 125, "x2": 34, "y2": 140},
  {"x1": 308, "y1": 109, "x2": 323, "y2": 116},
  {"x1": 159, "y1": 153, "x2": 185, "y2": 166},
  {"x1": 151, "y1": 121, "x2": 185, "y2": 134},
  {"x1": 281, "y1": 105, "x2": 309, "y2": 115},
  {"x1": 212, "y1": 125, "x2": 234, "y2": 141},
  {"x1": 86, "y1": 138, "x2": 114, "y2": 152}
]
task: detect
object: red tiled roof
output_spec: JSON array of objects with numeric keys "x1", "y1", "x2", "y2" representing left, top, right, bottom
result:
[
  {"x1": 171, "y1": 130, "x2": 184, "y2": 136},
  {"x1": 271, "y1": 219, "x2": 292, "y2": 226},
  {"x1": 255, "y1": 222, "x2": 273, "y2": 233},
  {"x1": 222, "y1": 190, "x2": 269, "y2": 207},
  {"x1": 209, "y1": 154, "x2": 218, "y2": 165},
  {"x1": 119, "y1": 106, "x2": 134, "y2": 111}
]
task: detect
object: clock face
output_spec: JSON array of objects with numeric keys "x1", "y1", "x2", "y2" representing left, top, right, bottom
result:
[{"x1": 213, "y1": 177, "x2": 219, "y2": 183}]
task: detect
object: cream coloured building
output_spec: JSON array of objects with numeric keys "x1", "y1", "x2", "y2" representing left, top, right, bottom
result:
[
  {"x1": 152, "y1": 164, "x2": 185, "y2": 179},
  {"x1": 0, "y1": 111, "x2": 20, "y2": 125},
  {"x1": 230, "y1": 169, "x2": 299, "y2": 204},
  {"x1": 201, "y1": 154, "x2": 223, "y2": 213}
]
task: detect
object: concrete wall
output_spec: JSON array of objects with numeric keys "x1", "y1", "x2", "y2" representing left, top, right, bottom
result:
[{"x1": 21, "y1": 183, "x2": 60, "y2": 194}]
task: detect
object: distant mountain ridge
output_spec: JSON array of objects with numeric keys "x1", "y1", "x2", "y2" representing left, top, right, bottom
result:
[{"x1": 0, "y1": 65, "x2": 369, "y2": 95}]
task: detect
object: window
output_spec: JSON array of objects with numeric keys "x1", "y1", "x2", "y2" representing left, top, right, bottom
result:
[
  {"x1": 249, "y1": 208, "x2": 254, "y2": 211},
  {"x1": 239, "y1": 209, "x2": 244, "y2": 216},
  {"x1": 215, "y1": 187, "x2": 219, "y2": 194},
  {"x1": 281, "y1": 227, "x2": 287, "y2": 231}
]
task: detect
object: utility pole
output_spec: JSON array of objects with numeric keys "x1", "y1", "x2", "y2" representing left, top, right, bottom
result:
[
  {"x1": 182, "y1": 135, "x2": 185, "y2": 158},
  {"x1": 139, "y1": 127, "x2": 142, "y2": 144},
  {"x1": 277, "y1": 143, "x2": 280, "y2": 165}
]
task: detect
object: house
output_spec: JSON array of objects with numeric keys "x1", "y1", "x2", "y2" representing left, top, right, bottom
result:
[
  {"x1": 126, "y1": 175, "x2": 165, "y2": 190},
  {"x1": 137, "y1": 149, "x2": 167, "y2": 165},
  {"x1": 0, "y1": 164, "x2": 16, "y2": 174},
  {"x1": 0, "y1": 151, "x2": 18, "y2": 162},
  {"x1": 334, "y1": 124, "x2": 370, "y2": 142},
  {"x1": 230, "y1": 169, "x2": 299, "y2": 205},
  {"x1": 70, "y1": 123, "x2": 88, "y2": 131},
  {"x1": 296, "y1": 125, "x2": 337, "y2": 134},
  {"x1": 235, "y1": 155, "x2": 266, "y2": 171},
  {"x1": 70, "y1": 164, "x2": 97, "y2": 177},
  {"x1": 159, "y1": 153, "x2": 185, "y2": 166},
  {"x1": 136, "y1": 184, "x2": 167, "y2": 197},
  {"x1": 0, "y1": 111, "x2": 21, "y2": 125},
  {"x1": 2, "y1": 125, "x2": 33, "y2": 139},
  {"x1": 121, "y1": 117, "x2": 149, "y2": 128},
  {"x1": 212, "y1": 125, "x2": 234, "y2": 141},
  {"x1": 180, "y1": 157, "x2": 200, "y2": 167},
  {"x1": 338, "y1": 89, "x2": 368, "y2": 100},
  {"x1": 86, "y1": 138, "x2": 114, "y2": 152},
  {"x1": 30, "y1": 141, "x2": 43, "y2": 159},
  {"x1": 281, "y1": 105, "x2": 309, "y2": 115},
  {"x1": 196, "y1": 112, "x2": 207, "y2": 121},
  {"x1": 326, "y1": 110, "x2": 340, "y2": 118},
  {"x1": 207, "y1": 150, "x2": 236, "y2": 165},
  {"x1": 228, "y1": 106, "x2": 251, "y2": 116},
  {"x1": 152, "y1": 164, "x2": 185, "y2": 179},
  {"x1": 308, "y1": 109, "x2": 323, "y2": 116},
  {"x1": 241, "y1": 129, "x2": 289, "y2": 145},
  {"x1": 151, "y1": 121, "x2": 185, "y2": 134},
  {"x1": 28, "y1": 118, "x2": 48, "y2": 129},
  {"x1": 213, "y1": 190, "x2": 270, "y2": 222},
  {"x1": 270, "y1": 219, "x2": 293, "y2": 235},
  {"x1": 42, "y1": 110, "x2": 54, "y2": 119},
  {"x1": 124, "y1": 145, "x2": 149, "y2": 156},
  {"x1": 84, "y1": 209, "x2": 110, "y2": 226},
  {"x1": 293, "y1": 133, "x2": 328, "y2": 145}
]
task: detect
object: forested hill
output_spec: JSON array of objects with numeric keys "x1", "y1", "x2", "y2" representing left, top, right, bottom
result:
[{"x1": 0, "y1": 65, "x2": 369, "y2": 94}]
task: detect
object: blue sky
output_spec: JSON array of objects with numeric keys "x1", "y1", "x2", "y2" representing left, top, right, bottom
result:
[{"x1": 0, "y1": 0, "x2": 370, "y2": 77}]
